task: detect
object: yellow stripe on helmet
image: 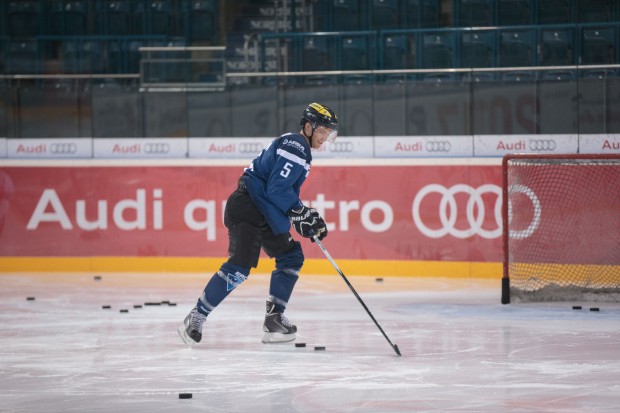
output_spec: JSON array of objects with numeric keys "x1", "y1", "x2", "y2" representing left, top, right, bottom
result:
[{"x1": 309, "y1": 102, "x2": 334, "y2": 119}]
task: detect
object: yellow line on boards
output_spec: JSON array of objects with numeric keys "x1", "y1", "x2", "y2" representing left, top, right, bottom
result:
[{"x1": 0, "y1": 257, "x2": 501, "y2": 279}]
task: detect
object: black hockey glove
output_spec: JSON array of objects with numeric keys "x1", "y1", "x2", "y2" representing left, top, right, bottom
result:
[{"x1": 288, "y1": 206, "x2": 328, "y2": 241}]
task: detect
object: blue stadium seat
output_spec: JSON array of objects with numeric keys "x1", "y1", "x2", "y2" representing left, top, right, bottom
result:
[
  {"x1": 581, "y1": 68, "x2": 617, "y2": 79},
  {"x1": 460, "y1": 30, "x2": 494, "y2": 68},
  {"x1": 499, "y1": 30, "x2": 534, "y2": 67},
  {"x1": 577, "y1": 0, "x2": 612, "y2": 23},
  {"x1": 136, "y1": 0, "x2": 175, "y2": 36},
  {"x1": 580, "y1": 27, "x2": 616, "y2": 65},
  {"x1": 61, "y1": 40, "x2": 104, "y2": 73},
  {"x1": 501, "y1": 70, "x2": 535, "y2": 82},
  {"x1": 497, "y1": 0, "x2": 531, "y2": 26},
  {"x1": 537, "y1": 0, "x2": 572, "y2": 24},
  {"x1": 6, "y1": 40, "x2": 40, "y2": 74},
  {"x1": 331, "y1": 0, "x2": 360, "y2": 31},
  {"x1": 341, "y1": 36, "x2": 369, "y2": 70},
  {"x1": 461, "y1": 71, "x2": 496, "y2": 82},
  {"x1": 456, "y1": 0, "x2": 491, "y2": 27},
  {"x1": 96, "y1": 1, "x2": 134, "y2": 35},
  {"x1": 382, "y1": 34, "x2": 408, "y2": 69},
  {"x1": 421, "y1": 32, "x2": 455, "y2": 68},
  {"x1": 539, "y1": 28, "x2": 575, "y2": 66},
  {"x1": 302, "y1": 36, "x2": 332, "y2": 71},
  {"x1": 182, "y1": 0, "x2": 217, "y2": 42},
  {"x1": 51, "y1": 1, "x2": 88, "y2": 36},
  {"x1": 423, "y1": 73, "x2": 458, "y2": 82},
  {"x1": 370, "y1": 0, "x2": 398, "y2": 30},
  {"x1": 540, "y1": 70, "x2": 575, "y2": 81},
  {"x1": 403, "y1": 0, "x2": 440, "y2": 28},
  {"x1": 7, "y1": 1, "x2": 43, "y2": 37}
]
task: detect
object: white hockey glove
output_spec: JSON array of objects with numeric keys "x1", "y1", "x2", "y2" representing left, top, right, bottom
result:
[{"x1": 288, "y1": 206, "x2": 328, "y2": 241}]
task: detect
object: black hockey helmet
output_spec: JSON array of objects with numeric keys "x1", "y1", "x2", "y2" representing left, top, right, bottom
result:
[{"x1": 300, "y1": 103, "x2": 338, "y2": 142}]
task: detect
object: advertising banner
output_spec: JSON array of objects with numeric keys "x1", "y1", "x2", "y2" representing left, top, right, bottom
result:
[
  {"x1": 7, "y1": 138, "x2": 92, "y2": 159},
  {"x1": 473, "y1": 134, "x2": 578, "y2": 156},
  {"x1": 312, "y1": 137, "x2": 374, "y2": 158},
  {"x1": 0, "y1": 162, "x2": 503, "y2": 262},
  {"x1": 374, "y1": 136, "x2": 474, "y2": 157},
  {"x1": 0, "y1": 139, "x2": 6, "y2": 158},
  {"x1": 189, "y1": 137, "x2": 274, "y2": 159},
  {"x1": 93, "y1": 138, "x2": 188, "y2": 158},
  {"x1": 579, "y1": 134, "x2": 620, "y2": 154}
]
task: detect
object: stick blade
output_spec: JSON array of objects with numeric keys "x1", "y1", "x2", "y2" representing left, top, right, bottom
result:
[{"x1": 393, "y1": 344, "x2": 401, "y2": 356}]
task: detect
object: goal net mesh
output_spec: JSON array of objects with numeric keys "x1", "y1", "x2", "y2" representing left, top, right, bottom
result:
[{"x1": 503, "y1": 154, "x2": 620, "y2": 303}]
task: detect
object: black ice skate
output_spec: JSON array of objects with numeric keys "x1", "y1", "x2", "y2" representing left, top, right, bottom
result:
[
  {"x1": 262, "y1": 300, "x2": 297, "y2": 343},
  {"x1": 178, "y1": 307, "x2": 207, "y2": 345}
]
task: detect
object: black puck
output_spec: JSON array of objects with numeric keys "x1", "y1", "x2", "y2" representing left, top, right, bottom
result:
[
  {"x1": 26, "y1": 297, "x2": 35, "y2": 301},
  {"x1": 295, "y1": 343, "x2": 306, "y2": 348},
  {"x1": 179, "y1": 393, "x2": 192, "y2": 399},
  {"x1": 572, "y1": 306, "x2": 582, "y2": 310},
  {"x1": 375, "y1": 277, "x2": 384, "y2": 283},
  {"x1": 133, "y1": 305, "x2": 142, "y2": 309},
  {"x1": 94, "y1": 276, "x2": 102, "y2": 281},
  {"x1": 102, "y1": 305, "x2": 111, "y2": 309},
  {"x1": 161, "y1": 300, "x2": 170, "y2": 304},
  {"x1": 168, "y1": 303, "x2": 177, "y2": 306},
  {"x1": 120, "y1": 309, "x2": 129, "y2": 313},
  {"x1": 590, "y1": 307, "x2": 600, "y2": 312},
  {"x1": 314, "y1": 346, "x2": 326, "y2": 351}
]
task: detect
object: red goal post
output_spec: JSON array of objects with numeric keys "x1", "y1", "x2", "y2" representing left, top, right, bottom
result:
[{"x1": 501, "y1": 154, "x2": 620, "y2": 304}]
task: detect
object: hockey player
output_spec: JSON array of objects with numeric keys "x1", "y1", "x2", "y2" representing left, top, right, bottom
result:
[{"x1": 179, "y1": 103, "x2": 338, "y2": 345}]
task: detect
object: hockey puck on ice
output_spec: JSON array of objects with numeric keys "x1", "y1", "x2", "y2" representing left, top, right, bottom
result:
[
  {"x1": 120, "y1": 309, "x2": 129, "y2": 313},
  {"x1": 26, "y1": 297, "x2": 35, "y2": 301},
  {"x1": 590, "y1": 307, "x2": 600, "y2": 312},
  {"x1": 94, "y1": 276, "x2": 102, "y2": 281},
  {"x1": 179, "y1": 393, "x2": 192, "y2": 399},
  {"x1": 314, "y1": 346, "x2": 326, "y2": 351},
  {"x1": 572, "y1": 306, "x2": 582, "y2": 310},
  {"x1": 133, "y1": 305, "x2": 143, "y2": 309},
  {"x1": 102, "y1": 305, "x2": 111, "y2": 309},
  {"x1": 375, "y1": 277, "x2": 384, "y2": 283},
  {"x1": 295, "y1": 343, "x2": 306, "y2": 348}
]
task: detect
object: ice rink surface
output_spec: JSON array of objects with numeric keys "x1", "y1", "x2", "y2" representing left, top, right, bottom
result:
[{"x1": 1, "y1": 272, "x2": 619, "y2": 413}]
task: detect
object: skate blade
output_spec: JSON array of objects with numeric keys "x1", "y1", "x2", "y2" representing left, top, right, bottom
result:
[
  {"x1": 177, "y1": 324, "x2": 198, "y2": 346},
  {"x1": 262, "y1": 332, "x2": 296, "y2": 344}
]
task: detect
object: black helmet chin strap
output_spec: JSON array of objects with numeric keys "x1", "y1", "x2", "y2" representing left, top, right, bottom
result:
[{"x1": 304, "y1": 121, "x2": 316, "y2": 147}]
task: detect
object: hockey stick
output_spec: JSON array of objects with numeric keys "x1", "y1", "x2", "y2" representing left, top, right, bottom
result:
[{"x1": 312, "y1": 235, "x2": 401, "y2": 356}]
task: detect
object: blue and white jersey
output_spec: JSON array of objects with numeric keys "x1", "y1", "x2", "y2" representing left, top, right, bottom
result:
[{"x1": 242, "y1": 132, "x2": 312, "y2": 234}]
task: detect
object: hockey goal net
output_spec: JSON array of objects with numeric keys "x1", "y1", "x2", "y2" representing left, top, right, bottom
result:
[{"x1": 501, "y1": 154, "x2": 620, "y2": 303}]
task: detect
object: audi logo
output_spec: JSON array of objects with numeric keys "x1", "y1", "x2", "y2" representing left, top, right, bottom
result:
[
  {"x1": 50, "y1": 143, "x2": 78, "y2": 154},
  {"x1": 528, "y1": 139, "x2": 556, "y2": 151},
  {"x1": 144, "y1": 143, "x2": 170, "y2": 154},
  {"x1": 328, "y1": 141, "x2": 354, "y2": 153},
  {"x1": 412, "y1": 184, "x2": 503, "y2": 239},
  {"x1": 239, "y1": 142, "x2": 264, "y2": 154},
  {"x1": 425, "y1": 141, "x2": 451, "y2": 152}
]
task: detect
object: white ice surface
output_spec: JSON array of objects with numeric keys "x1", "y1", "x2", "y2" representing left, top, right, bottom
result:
[{"x1": 0, "y1": 273, "x2": 619, "y2": 413}]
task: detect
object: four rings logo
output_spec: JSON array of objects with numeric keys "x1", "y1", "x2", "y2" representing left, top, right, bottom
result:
[
  {"x1": 425, "y1": 141, "x2": 451, "y2": 152},
  {"x1": 528, "y1": 139, "x2": 556, "y2": 151},
  {"x1": 412, "y1": 184, "x2": 503, "y2": 239},
  {"x1": 50, "y1": 143, "x2": 78, "y2": 155},
  {"x1": 328, "y1": 141, "x2": 354, "y2": 153},
  {"x1": 239, "y1": 142, "x2": 264, "y2": 154},
  {"x1": 144, "y1": 143, "x2": 170, "y2": 154}
]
